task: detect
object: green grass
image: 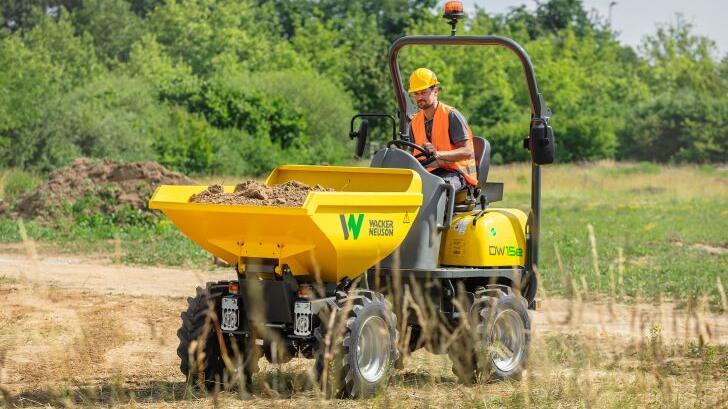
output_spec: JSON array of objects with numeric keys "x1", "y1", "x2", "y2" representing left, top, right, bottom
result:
[
  {"x1": 489, "y1": 161, "x2": 727, "y2": 306},
  {"x1": 0, "y1": 162, "x2": 725, "y2": 305},
  {"x1": 0, "y1": 217, "x2": 211, "y2": 268},
  {"x1": 0, "y1": 169, "x2": 42, "y2": 203}
]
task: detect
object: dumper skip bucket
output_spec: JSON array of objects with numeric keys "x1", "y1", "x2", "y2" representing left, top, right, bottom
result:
[{"x1": 148, "y1": 165, "x2": 423, "y2": 283}]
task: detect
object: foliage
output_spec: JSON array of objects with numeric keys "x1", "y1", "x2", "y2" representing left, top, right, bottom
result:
[
  {"x1": 23, "y1": 12, "x2": 102, "y2": 89},
  {"x1": 242, "y1": 69, "x2": 355, "y2": 163},
  {"x1": 22, "y1": 74, "x2": 164, "y2": 170},
  {"x1": 0, "y1": 35, "x2": 61, "y2": 168},
  {"x1": 0, "y1": 0, "x2": 726, "y2": 173},
  {"x1": 71, "y1": 0, "x2": 144, "y2": 63},
  {"x1": 0, "y1": 170, "x2": 41, "y2": 203},
  {"x1": 620, "y1": 92, "x2": 728, "y2": 163},
  {"x1": 152, "y1": 109, "x2": 216, "y2": 174}
]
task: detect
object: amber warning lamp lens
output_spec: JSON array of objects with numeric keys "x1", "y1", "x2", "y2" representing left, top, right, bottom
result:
[
  {"x1": 443, "y1": 1, "x2": 464, "y2": 19},
  {"x1": 443, "y1": 1, "x2": 465, "y2": 36}
]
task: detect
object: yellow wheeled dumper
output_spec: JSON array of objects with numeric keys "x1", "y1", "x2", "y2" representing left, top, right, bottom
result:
[{"x1": 149, "y1": 3, "x2": 555, "y2": 399}]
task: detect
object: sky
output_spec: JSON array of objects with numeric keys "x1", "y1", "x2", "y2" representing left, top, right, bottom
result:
[{"x1": 461, "y1": 0, "x2": 728, "y2": 57}]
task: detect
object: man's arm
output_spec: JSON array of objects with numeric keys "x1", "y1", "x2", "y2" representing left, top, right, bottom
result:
[
  {"x1": 434, "y1": 139, "x2": 473, "y2": 162},
  {"x1": 430, "y1": 108, "x2": 473, "y2": 161}
]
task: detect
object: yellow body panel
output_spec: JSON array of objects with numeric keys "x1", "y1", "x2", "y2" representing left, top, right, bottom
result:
[
  {"x1": 148, "y1": 165, "x2": 422, "y2": 283},
  {"x1": 440, "y1": 208, "x2": 528, "y2": 267}
]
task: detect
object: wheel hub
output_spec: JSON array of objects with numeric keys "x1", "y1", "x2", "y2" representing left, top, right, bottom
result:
[
  {"x1": 356, "y1": 315, "x2": 389, "y2": 382},
  {"x1": 490, "y1": 309, "x2": 525, "y2": 373}
]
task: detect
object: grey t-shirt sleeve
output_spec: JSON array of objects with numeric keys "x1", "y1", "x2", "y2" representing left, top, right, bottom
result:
[{"x1": 448, "y1": 109, "x2": 469, "y2": 145}]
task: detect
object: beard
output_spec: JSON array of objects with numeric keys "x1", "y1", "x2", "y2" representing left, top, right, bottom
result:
[{"x1": 416, "y1": 99, "x2": 434, "y2": 109}]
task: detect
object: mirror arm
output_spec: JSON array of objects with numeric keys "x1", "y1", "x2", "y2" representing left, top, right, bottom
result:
[{"x1": 350, "y1": 113, "x2": 397, "y2": 140}]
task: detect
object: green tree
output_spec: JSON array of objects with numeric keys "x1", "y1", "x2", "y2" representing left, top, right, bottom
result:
[
  {"x1": 123, "y1": 34, "x2": 201, "y2": 99},
  {"x1": 620, "y1": 92, "x2": 727, "y2": 163},
  {"x1": 72, "y1": 0, "x2": 144, "y2": 62},
  {"x1": 153, "y1": 109, "x2": 215, "y2": 173},
  {"x1": 639, "y1": 15, "x2": 724, "y2": 95},
  {"x1": 290, "y1": 7, "x2": 392, "y2": 114},
  {"x1": 0, "y1": 36, "x2": 60, "y2": 167},
  {"x1": 146, "y1": 0, "x2": 302, "y2": 75},
  {"x1": 618, "y1": 16, "x2": 727, "y2": 162},
  {"x1": 1, "y1": 1, "x2": 80, "y2": 32},
  {"x1": 26, "y1": 74, "x2": 165, "y2": 170},
  {"x1": 244, "y1": 69, "x2": 356, "y2": 162},
  {"x1": 263, "y1": 0, "x2": 437, "y2": 41},
  {"x1": 24, "y1": 12, "x2": 101, "y2": 89}
]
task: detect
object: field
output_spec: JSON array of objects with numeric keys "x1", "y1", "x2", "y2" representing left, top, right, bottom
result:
[{"x1": 0, "y1": 162, "x2": 726, "y2": 408}]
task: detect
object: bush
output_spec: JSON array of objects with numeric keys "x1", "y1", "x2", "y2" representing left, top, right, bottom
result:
[
  {"x1": 210, "y1": 128, "x2": 288, "y2": 176},
  {"x1": 242, "y1": 69, "x2": 356, "y2": 163},
  {"x1": 153, "y1": 109, "x2": 216, "y2": 174},
  {"x1": 553, "y1": 115, "x2": 619, "y2": 162},
  {"x1": 168, "y1": 79, "x2": 309, "y2": 150},
  {"x1": 21, "y1": 74, "x2": 173, "y2": 171},
  {"x1": 482, "y1": 121, "x2": 532, "y2": 164},
  {"x1": 619, "y1": 92, "x2": 728, "y2": 163}
]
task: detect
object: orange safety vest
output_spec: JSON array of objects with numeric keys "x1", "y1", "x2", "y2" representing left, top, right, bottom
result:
[{"x1": 411, "y1": 102, "x2": 478, "y2": 186}]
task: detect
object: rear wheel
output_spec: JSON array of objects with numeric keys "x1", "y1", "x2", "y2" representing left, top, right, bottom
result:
[
  {"x1": 177, "y1": 285, "x2": 258, "y2": 392},
  {"x1": 482, "y1": 293, "x2": 530, "y2": 380},
  {"x1": 449, "y1": 290, "x2": 530, "y2": 383},
  {"x1": 315, "y1": 291, "x2": 399, "y2": 398}
]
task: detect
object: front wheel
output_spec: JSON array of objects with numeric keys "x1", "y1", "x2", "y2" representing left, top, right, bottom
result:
[
  {"x1": 315, "y1": 291, "x2": 399, "y2": 398},
  {"x1": 177, "y1": 285, "x2": 258, "y2": 392}
]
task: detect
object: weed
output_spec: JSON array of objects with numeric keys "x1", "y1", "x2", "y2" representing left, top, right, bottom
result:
[
  {"x1": 0, "y1": 169, "x2": 41, "y2": 203},
  {"x1": 0, "y1": 274, "x2": 17, "y2": 284}
]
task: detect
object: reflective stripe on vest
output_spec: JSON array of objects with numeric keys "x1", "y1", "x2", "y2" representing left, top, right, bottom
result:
[{"x1": 411, "y1": 102, "x2": 478, "y2": 186}]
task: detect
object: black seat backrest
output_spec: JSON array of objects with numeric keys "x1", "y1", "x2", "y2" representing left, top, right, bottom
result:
[{"x1": 472, "y1": 136, "x2": 491, "y2": 187}]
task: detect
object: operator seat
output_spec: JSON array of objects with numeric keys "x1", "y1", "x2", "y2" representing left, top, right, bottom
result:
[
  {"x1": 472, "y1": 136, "x2": 491, "y2": 187},
  {"x1": 454, "y1": 136, "x2": 491, "y2": 210}
]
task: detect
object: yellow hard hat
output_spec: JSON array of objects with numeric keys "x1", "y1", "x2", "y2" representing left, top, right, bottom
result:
[{"x1": 408, "y1": 68, "x2": 440, "y2": 93}]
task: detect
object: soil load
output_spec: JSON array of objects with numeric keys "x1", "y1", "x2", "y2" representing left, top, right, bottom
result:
[
  {"x1": 190, "y1": 180, "x2": 333, "y2": 207},
  {"x1": 16, "y1": 158, "x2": 193, "y2": 220}
]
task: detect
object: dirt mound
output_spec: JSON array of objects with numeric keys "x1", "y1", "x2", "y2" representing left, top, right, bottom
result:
[
  {"x1": 16, "y1": 158, "x2": 193, "y2": 220},
  {"x1": 190, "y1": 180, "x2": 332, "y2": 207}
]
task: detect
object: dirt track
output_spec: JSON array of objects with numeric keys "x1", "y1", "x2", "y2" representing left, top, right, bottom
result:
[
  {"x1": 1, "y1": 251, "x2": 726, "y2": 407},
  {"x1": 1, "y1": 252, "x2": 724, "y2": 342}
]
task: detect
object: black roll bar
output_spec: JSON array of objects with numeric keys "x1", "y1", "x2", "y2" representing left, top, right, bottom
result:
[
  {"x1": 388, "y1": 35, "x2": 549, "y2": 132},
  {"x1": 387, "y1": 35, "x2": 548, "y2": 287}
]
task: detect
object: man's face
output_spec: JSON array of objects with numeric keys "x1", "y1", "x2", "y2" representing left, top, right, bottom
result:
[{"x1": 412, "y1": 87, "x2": 438, "y2": 110}]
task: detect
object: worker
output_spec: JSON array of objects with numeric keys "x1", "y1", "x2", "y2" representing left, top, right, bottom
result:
[{"x1": 407, "y1": 68, "x2": 477, "y2": 193}]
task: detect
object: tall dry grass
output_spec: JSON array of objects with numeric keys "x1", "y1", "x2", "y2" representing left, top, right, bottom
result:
[{"x1": 1, "y1": 163, "x2": 726, "y2": 408}]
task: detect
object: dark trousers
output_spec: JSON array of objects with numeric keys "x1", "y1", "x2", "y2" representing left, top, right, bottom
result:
[{"x1": 431, "y1": 168, "x2": 466, "y2": 192}]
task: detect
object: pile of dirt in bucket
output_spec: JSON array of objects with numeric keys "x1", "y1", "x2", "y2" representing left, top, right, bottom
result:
[
  {"x1": 190, "y1": 180, "x2": 332, "y2": 207},
  {"x1": 15, "y1": 158, "x2": 193, "y2": 220}
]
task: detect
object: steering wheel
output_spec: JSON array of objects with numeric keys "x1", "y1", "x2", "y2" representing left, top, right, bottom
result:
[{"x1": 386, "y1": 140, "x2": 437, "y2": 166}]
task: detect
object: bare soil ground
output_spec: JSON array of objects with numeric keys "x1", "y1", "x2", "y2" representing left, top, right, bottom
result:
[
  {"x1": 1, "y1": 252, "x2": 726, "y2": 408},
  {"x1": 12, "y1": 158, "x2": 192, "y2": 221}
]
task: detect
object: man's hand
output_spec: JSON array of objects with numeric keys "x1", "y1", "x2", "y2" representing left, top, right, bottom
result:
[{"x1": 424, "y1": 142, "x2": 436, "y2": 156}]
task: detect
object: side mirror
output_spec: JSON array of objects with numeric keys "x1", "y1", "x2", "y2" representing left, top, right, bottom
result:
[
  {"x1": 525, "y1": 122, "x2": 555, "y2": 164},
  {"x1": 350, "y1": 119, "x2": 369, "y2": 157}
]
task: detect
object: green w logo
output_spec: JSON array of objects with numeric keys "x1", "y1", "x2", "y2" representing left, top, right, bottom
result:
[{"x1": 339, "y1": 214, "x2": 364, "y2": 240}]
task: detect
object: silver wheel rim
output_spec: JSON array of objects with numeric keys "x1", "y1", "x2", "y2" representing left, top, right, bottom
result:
[
  {"x1": 356, "y1": 315, "x2": 389, "y2": 382},
  {"x1": 490, "y1": 309, "x2": 526, "y2": 373}
]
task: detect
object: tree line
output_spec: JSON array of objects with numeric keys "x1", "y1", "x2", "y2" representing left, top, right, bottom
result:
[{"x1": 0, "y1": 0, "x2": 725, "y2": 175}]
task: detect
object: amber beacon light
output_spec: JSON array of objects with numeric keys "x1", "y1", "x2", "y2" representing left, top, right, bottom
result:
[{"x1": 443, "y1": 1, "x2": 465, "y2": 35}]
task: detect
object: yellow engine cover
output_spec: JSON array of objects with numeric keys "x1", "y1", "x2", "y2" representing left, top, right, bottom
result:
[{"x1": 439, "y1": 208, "x2": 528, "y2": 267}]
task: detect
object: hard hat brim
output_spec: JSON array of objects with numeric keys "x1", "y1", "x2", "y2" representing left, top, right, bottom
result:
[{"x1": 408, "y1": 81, "x2": 440, "y2": 93}]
